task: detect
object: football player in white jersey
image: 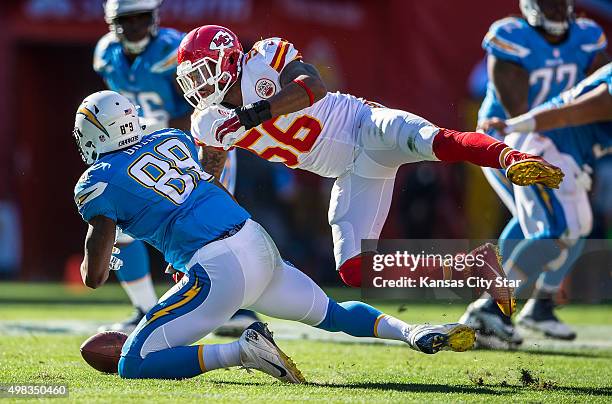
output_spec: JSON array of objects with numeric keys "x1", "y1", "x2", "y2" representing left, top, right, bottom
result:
[{"x1": 176, "y1": 25, "x2": 565, "y2": 316}]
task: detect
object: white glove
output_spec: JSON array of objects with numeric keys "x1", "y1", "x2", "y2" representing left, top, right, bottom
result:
[{"x1": 109, "y1": 255, "x2": 124, "y2": 271}]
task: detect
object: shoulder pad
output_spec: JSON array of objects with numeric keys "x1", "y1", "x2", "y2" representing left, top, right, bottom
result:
[
  {"x1": 483, "y1": 17, "x2": 531, "y2": 60},
  {"x1": 574, "y1": 18, "x2": 607, "y2": 53},
  {"x1": 248, "y1": 38, "x2": 302, "y2": 73},
  {"x1": 93, "y1": 32, "x2": 119, "y2": 73},
  {"x1": 150, "y1": 28, "x2": 186, "y2": 74}
]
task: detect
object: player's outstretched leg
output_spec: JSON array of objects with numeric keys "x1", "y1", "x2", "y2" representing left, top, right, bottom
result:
[
  {"x1": 431, "y1": 128, "x2": 564, "y2": 188},
  {"x1": 248, "y1": 261, "x2": 476, "y2": 354},
  {"x1": 317, "y1": 299, "x2": 475, "y2": 354}
]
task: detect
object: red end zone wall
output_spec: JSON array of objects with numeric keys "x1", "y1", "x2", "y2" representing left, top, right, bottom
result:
[{"x1": 1, "y1": 0, "x2": 609, "y2": 279}]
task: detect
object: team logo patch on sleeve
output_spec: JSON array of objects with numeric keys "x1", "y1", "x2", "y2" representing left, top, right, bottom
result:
[
  {"x1": 75, "y1": 182, "x2": 108, "y2": 207},
  {"x1": 255, "y1": 78, "x2": 276, "y2": 99}
]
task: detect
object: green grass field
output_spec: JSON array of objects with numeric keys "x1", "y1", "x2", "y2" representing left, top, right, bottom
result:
[{"x1": 1, "y1": 282, "x2": 611, "y2": 403}]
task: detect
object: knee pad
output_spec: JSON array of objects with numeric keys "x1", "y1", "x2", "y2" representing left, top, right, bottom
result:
[
  {"x1": 338, "y1": 255, "x2": 363, "y2": 288},
  {"x1": 118, "y1": 355, "x2": 142, "y2": 379}
]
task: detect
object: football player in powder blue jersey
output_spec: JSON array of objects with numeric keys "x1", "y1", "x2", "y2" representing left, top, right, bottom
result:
[
  {"x1": 72, "y1": 90, "x2": 478, "y2": 380},
  {"x1": 464, "y1": 63, "x2": 612, "y2": 347},
  {"x1": 93, "y1": 0, "x2": 244, "y2": 334},
  {"x1": 462, "y1": 0, "x2": 609, "y2": 347}
]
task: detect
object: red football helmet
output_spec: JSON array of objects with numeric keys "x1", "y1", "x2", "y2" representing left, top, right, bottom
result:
[{"x1": 176, "y1": 25, "x2": 243, "y2": 109}]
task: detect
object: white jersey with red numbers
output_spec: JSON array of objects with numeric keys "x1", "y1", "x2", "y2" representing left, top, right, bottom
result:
[{"x1": 191, "y1": 37, "x2": 367, "y2": 178}]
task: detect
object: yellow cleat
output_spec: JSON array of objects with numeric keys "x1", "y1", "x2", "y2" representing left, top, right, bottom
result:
[{"x1": 506, "y1": 158, "x2": 564, "y2": 189}]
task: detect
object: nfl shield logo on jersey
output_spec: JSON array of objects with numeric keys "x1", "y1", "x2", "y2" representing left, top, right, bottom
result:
[{"x1": 255, "y1": 78, "x2": 276, "y2": 99}]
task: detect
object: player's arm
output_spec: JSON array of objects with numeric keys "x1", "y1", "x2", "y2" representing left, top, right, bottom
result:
[
  {"x1": 489, "y1": 55, "x2": 530, "y2": 117},
  {"x1": 81, "y1": 215, "x2": 117, "y2": 289},
  {"x1": 267, "y1": 60, "x2": 327, "y2": 117},
  {"x1": 482, "y1": 83, "x2": 612, "y2": 134},
  {"x1": 588, "y1": 51, "x2": 611, "y2": 74},
  {"x1": 218, "y1": 60, "x2": 327, "y2": 139},
  {"x1": 198, "y1": 145, "x2": 228, "y2": 180}
]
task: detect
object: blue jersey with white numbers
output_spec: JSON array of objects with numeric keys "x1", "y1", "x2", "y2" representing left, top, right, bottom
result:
[
  {"x1": 479, "y1": 17, "x2": 607, "y2": 124},
  {"x1": 73, "y1": 129, "x2": 250, "y2": 270},
  {"x1": 93, "y1": 28, "x2": 190, "y2": 124},
  {"x1": 537, "y1": 63, "x2": 612, "y2": 167}
]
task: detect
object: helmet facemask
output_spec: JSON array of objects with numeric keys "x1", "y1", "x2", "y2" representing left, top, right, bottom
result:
[
  {"x1": 73, "y1": 127, "x2": 98, "y2": 165},
  {"x1": 107, "y1": 8, "x2": 159, "y2": 54},
  {"x1": 520, "y1": 0, "x2": 574, "y2": 36},
  {"x1": 176, "y1": 48, "x2": 240, "y2": 110}
]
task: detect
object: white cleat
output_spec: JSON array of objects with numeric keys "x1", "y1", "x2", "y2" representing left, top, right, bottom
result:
[
  {"x1": 460, "y1": 301, "x2": 523, "y2": 345},
  {"x1": 516, "y1": 298, "x2": 576, "y2": 340},
  {"x1": 239, "y1": 322, "x2": 305, "y2": 384},
  {"x1": 407, "y1": 323, "x2": 475, "y2": 354}
]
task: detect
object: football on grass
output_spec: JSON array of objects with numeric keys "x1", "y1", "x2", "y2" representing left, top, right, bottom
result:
[{"x1": 80, "y1": 331, "x2": 128, "y2": 373}]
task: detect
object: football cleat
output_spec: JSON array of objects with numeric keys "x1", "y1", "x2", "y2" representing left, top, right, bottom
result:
[
  {"x1": 505, "y1": 153, "x2": 564, "y2": 189},
  {"x1": 407, "y1": 323, "x2": 475, "y2": 354},
  {"x1": 460, "y1": 300, "x2": 523, "y2": 345},
  {"x1": 97, "y1": 307, "x2": 145, "y2": 334},
  {"x1": 214, "y1": 310, "x2": 261, "y2": 338},
  {"x1": 466, "y1": 243, "x2": 516, "y2": 317},
  {"x1": 239, "y1": 322, "x2": 305, "y2": 384},
  {"x1": 516, "y1": 298, "x2": 576, "y2": 340}
]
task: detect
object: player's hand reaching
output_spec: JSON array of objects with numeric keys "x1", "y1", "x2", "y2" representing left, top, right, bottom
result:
[
  {"x1": 213, "y1": 112, "x2": 245, "y2": 150},
  {"x1": 213, "y1": 101, "x2": 272, "y2": 150},
  {"x1": 478, "y1": 118, "x2": 508, "y2": 134}
]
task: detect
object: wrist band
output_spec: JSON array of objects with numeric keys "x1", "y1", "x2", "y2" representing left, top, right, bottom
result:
[
  {"x1": 293, "y1": 78, "x2": 315, "y2": 106},
  {"x1": 505, "y1": 114, "x2": 536, "y2": 134}
]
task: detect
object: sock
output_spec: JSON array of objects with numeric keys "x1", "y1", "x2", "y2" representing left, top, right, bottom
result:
[
  {"x1": 118, "y1": 341, "x2": 242, "y2": 379},
  {"x1": 338, "y1": 256, "x2": 363, "y2": 287},
  {"x1": 373, "y1": 314, "x2": 411, "y2": 342},
  {"x1": 119, "y1": 346, "x2": 203, "y2": 379},
  {"x1": 498, "y1": 216, "x2": 524, "y2": 264},
  {"x1": 120, "y1": 274, "x2": 158, "y2": 312},
  {"x1": 202, "y1": 341, "x2": 242, "y2": 371},
  {"x1": 432, "y1": 128, "x2": 514, "y2": 168},
  {"x1": 535, "y1": 238, "x2": 585, "y2": 294},
  {"x1": 315, "y1": 299, "x2": 381, "y2": 337},
  {"x1": 504, "y1": 238, "x2": 564, "y2": 296}
]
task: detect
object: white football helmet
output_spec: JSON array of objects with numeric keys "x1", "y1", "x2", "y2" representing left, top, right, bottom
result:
[
  {"x1": 520, "y1": 0, "x2": 574, "y2": 36},
  {"x1": 104, "y1": 0, "x2": 162, "y2": 54},
  {"x1": 73, "y1": 91, "x2": 143, "y2": 165}
]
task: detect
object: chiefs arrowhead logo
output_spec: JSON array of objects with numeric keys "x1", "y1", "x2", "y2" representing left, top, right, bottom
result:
[{"x1": 210, "y1": 31, "x2": 234, "y2": 50}]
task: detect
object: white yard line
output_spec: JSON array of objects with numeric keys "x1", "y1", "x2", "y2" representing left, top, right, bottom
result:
[{"x1": 1, "y1": 319, "x2": 611, "y2": 350}]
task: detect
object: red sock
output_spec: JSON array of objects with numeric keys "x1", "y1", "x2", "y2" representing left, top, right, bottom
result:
[
  {"x1": 432, "y1": 128, "x2": 513, "y2": 169},
  {"x1": 342, "y1": 253, "x2": 470, "y2": 288},
  {"x1": 339, "y1": 256, "x2": 362, "y2": 288}
]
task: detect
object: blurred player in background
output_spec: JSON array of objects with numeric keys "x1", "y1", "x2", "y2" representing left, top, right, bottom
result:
[
  {"x1": 176, "y1": 25, "x2": 565, "y2": 316},
  {"x1": 460, "y1": 0, "x2": 609, "y2": 346},
  {"x1": 474, "y1": 63, "x2": 612, "y2": 344},
  {"x1": 72, "y1": 91, "x2": 478, "y2": 381},
  {"x1": 93, "y1": 0, "x2": 251, "y2": 335}
]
